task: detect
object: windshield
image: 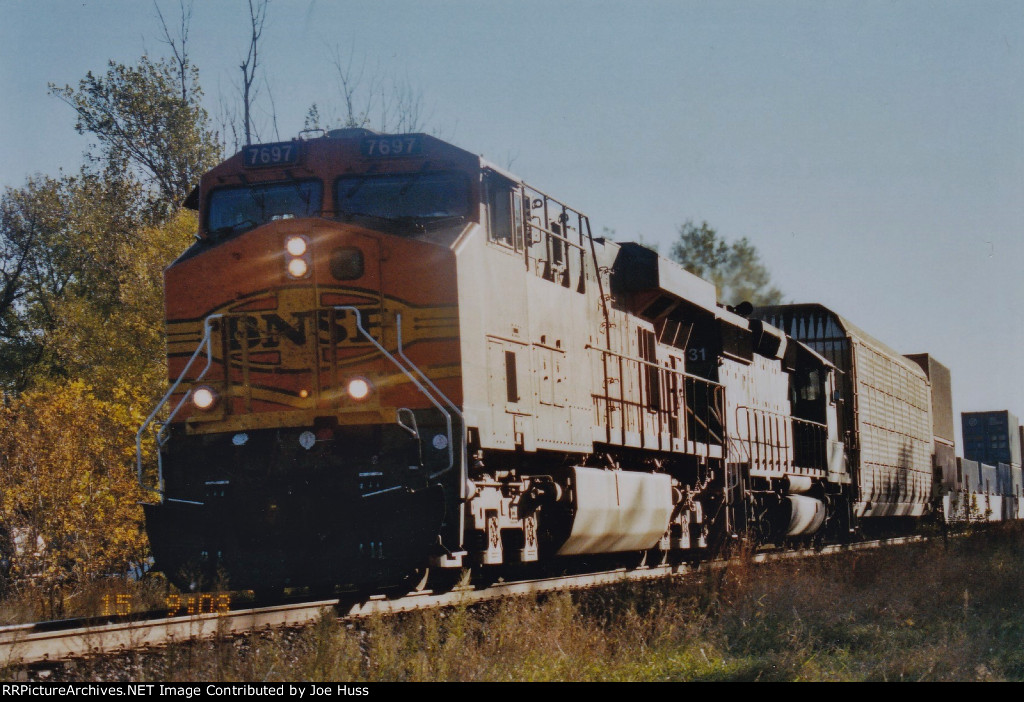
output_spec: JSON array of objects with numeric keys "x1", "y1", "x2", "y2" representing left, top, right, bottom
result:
[
  {"x1": 207, "y1": 180, "x2": 322, "y2": 237},
  {"x1": 334, "y1": 172, "x2": 470, "y2": 221}
]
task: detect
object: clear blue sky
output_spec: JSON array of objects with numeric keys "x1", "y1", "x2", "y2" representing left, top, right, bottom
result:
[{"x1": 2, "y1": 1, "x2": 1022, "y2": 448}]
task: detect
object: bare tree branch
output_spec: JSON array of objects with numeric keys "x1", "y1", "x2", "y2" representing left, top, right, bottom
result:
[
  {"x1": 240, "y1": 0, "x2": 268, "y2": 145},
  {"x1": 153, "y1": 0, "x2": 194, "y2": 102},
  {"x1": 330, "y1": 44, "x2": 374, "y2": 129},
  {"x1": 215, "y1": 91, "x2": 240, "y2": 157},
  {"x1": 327, "y1": 44, "x2": 434, "y2": 134}
]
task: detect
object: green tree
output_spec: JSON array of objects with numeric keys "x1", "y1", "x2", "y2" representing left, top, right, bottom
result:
[
  {"x1": 0, "y1": 196, "x2": 192, "y2": 599},
  {"x1": 0, "y1": 50, "x2": 219, "y2": 393},
  {"x1": 0, "y1": 181, "x2": 55, "y2": 390},
  {"x1": 45, "y1": 210, "x2": 197, "y2": 399},
  {"x1": 49, "y1": 55, "x2": 220, "y2": 218},
  {"x1": 0, "y1": 172, "x2": 149, "y2": 393},
  {"x1": 671, "y1": 220, "x2": 783, "y2": 307}
]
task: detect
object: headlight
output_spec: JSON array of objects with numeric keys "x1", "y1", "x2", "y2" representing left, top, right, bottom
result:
[
  {"x1": 285, "y1": 235, "x2": 311, "y2": 278},
  {"x1": 347, "y1": 377, "x2": 371, "y2": 401},
  {"x1": 192, "y1": 386, "x2": 218, "y2": 410}
]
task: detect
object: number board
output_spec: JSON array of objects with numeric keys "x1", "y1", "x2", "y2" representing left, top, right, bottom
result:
[
  {"x1": 244, "y1": 142, "x2": 300, "y2": 168},
  {"x1": 360, "y1": 136, "x2": 422, "y2": 157}
]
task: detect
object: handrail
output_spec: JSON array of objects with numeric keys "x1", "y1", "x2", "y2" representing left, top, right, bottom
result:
[
  {"x1": 736, "y1": 405, "x2": 828, "y2": 428},
  {"x1": 685, "y1": 399, "x2": 725, "y2": 445},
  {"x1": 525, "y1": 220, "x2": 587, "y2": 252},
  {"x1": 588, "y1": 342, "x2": 724, "y2": 448},
  {"x1": 395, "y1": 313, "x2": 467, "y2": 497},
  {"x1": 734, "y1": 405, "x2": 828, "y2": 474},
  {"x1": 334, "y1": 306, "x2": 456, "y2": 484},
  {"x1": 135, "y1": 314, "x2": 223, "y2": 492},
  {"x1": 585, "y1": 344, "x2": 725, "y2": 387}
]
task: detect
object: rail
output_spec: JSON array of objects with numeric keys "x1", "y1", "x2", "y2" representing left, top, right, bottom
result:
[
  {"x1": 395, "y1": 313, "x2": 468, "y2": 498},
  {"x1": 733, "y1": 405, "x2": 828, "y2": 475},
  {"x1": 587, "y1": 344, "x2": 725, "y2": 449},
  {"x1": 334, "y1": 306, "x2": 457, "y2": 488},
  {"x1": 135, "y1": 314, "x2": 223, "y2": 494},
  {"x1": 519, "y1": 180, "x2": 592, "y2": 290}
]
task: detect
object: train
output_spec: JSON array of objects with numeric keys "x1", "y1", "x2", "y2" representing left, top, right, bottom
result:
[{"x1": 136, "y1": 129, "x2": 1023, "y2": 594}]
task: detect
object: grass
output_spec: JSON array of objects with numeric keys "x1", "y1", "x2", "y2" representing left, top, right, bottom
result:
[
  {"x1": 10, "y1": 523, "x2": 1024, "y2": 681},
  {"x1": 0, "y1": 576, "x2": 174, "y2": 625}
]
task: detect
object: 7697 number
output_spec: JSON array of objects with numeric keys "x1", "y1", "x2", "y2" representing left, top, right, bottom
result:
[
  {"x1": 361, "y1": 136, "x2": 421, "y2": 157},
  {"x1": 244, "y1": 142, "x2": 298, "y2": 167}
]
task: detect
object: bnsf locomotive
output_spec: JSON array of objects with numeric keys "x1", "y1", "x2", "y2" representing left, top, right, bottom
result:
[{"x1": 136, "y1": 129, "x2": 1017, "y2": 593}]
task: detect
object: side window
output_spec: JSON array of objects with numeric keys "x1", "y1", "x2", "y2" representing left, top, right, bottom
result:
[
  {"x1": 800, "y1": 368, "x2": 821, "y2": 402},
  {"x1": 485, "y1": 172, "x2": 524, "y2": 250}
]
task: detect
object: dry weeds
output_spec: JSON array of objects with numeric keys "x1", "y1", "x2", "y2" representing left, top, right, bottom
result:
[{"x1": 7, "y1": 523, "x2": 1024, "y2": 682}]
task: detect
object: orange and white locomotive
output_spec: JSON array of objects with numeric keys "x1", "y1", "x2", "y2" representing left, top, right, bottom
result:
[{"x1": 139, "y1": 129, "x2": 956, "y2": 593}]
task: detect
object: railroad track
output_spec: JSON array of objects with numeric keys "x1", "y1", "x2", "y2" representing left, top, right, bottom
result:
[{"x1": 0, "y1": 536, "x2": 925, "y2": 666}]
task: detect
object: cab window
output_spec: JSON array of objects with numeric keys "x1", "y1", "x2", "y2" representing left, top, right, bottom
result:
[
  {"x1": 207, "y1": 180, "x2": 322, "y2": 238},
  {"x1": 334, "y1": 172, "x2": 470, "y2": 222}
]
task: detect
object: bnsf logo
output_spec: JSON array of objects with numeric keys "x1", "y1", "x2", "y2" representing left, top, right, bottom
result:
[
  {"x1": 167, "y1": 288, "x2": 458, "y2": 374},
  {"x1": 226, "y1": 308, "x2": 380, "y2": 352}
]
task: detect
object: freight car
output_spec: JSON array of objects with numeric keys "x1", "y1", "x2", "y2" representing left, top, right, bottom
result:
[
  {"x1": 136, "y1": 129, "x2": 1009, "y2": 594},
  {"x1": 944, "y1": 458, "x2": 1023, "y2": 522},
  {"x1": 752, "y1": 306, "x2": 943, "y2": 530}
]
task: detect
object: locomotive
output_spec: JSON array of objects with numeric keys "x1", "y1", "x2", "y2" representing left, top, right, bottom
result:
[{"x1": 136, "y1": 129, "x2": 1013, "y2": 594}]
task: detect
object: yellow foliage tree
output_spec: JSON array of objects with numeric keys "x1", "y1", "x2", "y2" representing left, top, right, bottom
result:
[{"x1": 0, "y1": 381, "x2": 150, "y2": 614}]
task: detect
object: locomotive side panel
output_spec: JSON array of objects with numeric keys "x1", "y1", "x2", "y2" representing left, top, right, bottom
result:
[
  {"x1": 720, "y1": 346, "x2": 795, "y2": 480},
  {"x1": 601, "y1": 240, "x2": 727, "y2": 456},
  {"x1": 456, "y1": 175, "x2": 598, "y2": 454}
]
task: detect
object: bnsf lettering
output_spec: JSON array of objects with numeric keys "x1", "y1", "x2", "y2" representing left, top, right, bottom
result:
[
  {"x1": 265, "y1": 313, "x2": 309, "y2": 347},
  {"x1": 227, "y1": 310, "x2": 380, "y2": 351}
]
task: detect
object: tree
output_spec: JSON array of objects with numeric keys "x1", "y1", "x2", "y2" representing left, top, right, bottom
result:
[
  {"x1": 29, "y1": 47, "x2": 218, "y2": 390},
  {"x1": 239, "y1": 0, "x2": 268, "y2": 146},
  {"x1": 213, "y1": 0, "x2": 280, "y2": 154},
  {"x1": 0, "y1": 381, "x2": 149, "y2": 616},
  {"x1": 49, "y1": 55, "x2": 220, "y2": 218},
  {"x1": 0, "y1": 182, "x2": 52, "y2": 385},
  {"x1": 308, "y1": 45, "x2": 429, "y2": 134},
  {"x1": 0, "y1": 4, "x2": 223, "y2": 610},
  {"x1": 0, "y1": 195, "x2": 191, "y2": 603},
  {"x1": 0, "y1": 171, "x2": 151, "y2": 393},
  {"x1": 44, "y1": 210, "x2": 197, "y2": 399},
  {"x1": 670, "y1": 220, "x2": 783, "y2": 307},
  {"x1": 154, "y1": 0, "x2": 195, "y2": 104}
]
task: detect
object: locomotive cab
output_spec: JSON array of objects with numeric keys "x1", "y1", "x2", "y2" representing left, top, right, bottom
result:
[{"x1": 141, "y1": 130, "x2": 481, "y2": 592}]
